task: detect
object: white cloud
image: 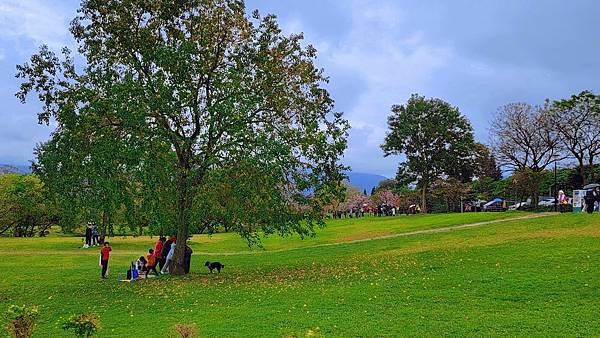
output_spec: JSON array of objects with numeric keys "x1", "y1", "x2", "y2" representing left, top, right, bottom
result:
[
  {"x1": 0, "y1": 0, "x2": 72, "y2": 49},
  {"x1": 315, "y1": 0, "x2": 452, "y2": 175}
]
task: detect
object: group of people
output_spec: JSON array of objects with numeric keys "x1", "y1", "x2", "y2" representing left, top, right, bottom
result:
[
  {"x1": 98, "y1": 235, "x2": 194, "y2": 279},
  {"x1": 332, "y1": 204, "x2": 402, "y2": 219},
  {"x1": 83, "y1": 222, "x2": 100, "y2": 248}
]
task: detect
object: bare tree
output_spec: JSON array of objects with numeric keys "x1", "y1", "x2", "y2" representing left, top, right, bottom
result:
[
  {"x1": 549, "y1": 91, "x2": 600, "y2": 185},
  {"x1": 490, "y1": 103, "x2": 563, "y2": 205}
]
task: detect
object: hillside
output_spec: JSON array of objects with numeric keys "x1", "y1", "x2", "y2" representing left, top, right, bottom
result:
[
  {"x1": 0, "y1": 164, "x2": 30, "y2": 175},
  {"x1": 1, "y1": 212, "x2": 599, "y2": 336}
]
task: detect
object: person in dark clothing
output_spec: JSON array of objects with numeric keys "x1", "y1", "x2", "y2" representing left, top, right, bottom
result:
[
  {"x1": 161, "y1": 237, "x2": 172, "y2": 262},
  {"x1": 183, "y1": 245, "x2": 193, "y2": 274},
  {"x1": 100, "y1": 242, "x2": 112, "y2": 278},
  {"x1": 84, "y1": 224, "x2": 93, "y2": 248},
  {"x1": 585, "y1": 189, "x2": 596, "y2": 214}
]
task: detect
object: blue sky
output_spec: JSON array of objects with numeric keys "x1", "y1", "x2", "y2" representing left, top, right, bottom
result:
[{"x1": 1, "y1": 0, "x2": 599, "y2": 177}]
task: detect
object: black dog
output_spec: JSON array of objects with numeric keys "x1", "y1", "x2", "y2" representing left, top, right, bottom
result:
[{"x1": 205, "y1": 261, "x2": 224, "y2": 273}]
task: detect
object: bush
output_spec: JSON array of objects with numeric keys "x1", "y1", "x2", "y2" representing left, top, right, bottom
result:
[
  {"x1": 4, "y1": 304, "x2": 38, "y2": 338},
  {"x1": 171, "y1": 324, "x2": 198, "y2": 338},
  {"x1": 62, "y1": 313, "x2": 100, "y2": 338}
]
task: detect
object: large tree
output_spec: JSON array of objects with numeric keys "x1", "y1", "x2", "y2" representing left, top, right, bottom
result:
[
  {"x1": 473, "y1": 143, "x2": 502, "y2": 181},
  {"x1": 490, "y1": 102, "x2": 563, "y2": 206},
  {"x1": 549, "y1": 91, "x2": 600, "y2": 186},
  {"x1": 17, "y1": 0, "x2": 348, "y2": 274},
  {"x1": 382, "y1": 94, "x2": 475, "y2": 213},
  {"x1": 0, "y1": 174, "x2": 55, "y2": 237}
]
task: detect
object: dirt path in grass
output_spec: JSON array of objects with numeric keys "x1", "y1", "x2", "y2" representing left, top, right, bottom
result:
[
  {"x1": 195, "y1": 213, "x2": 554, "y2": 255},
  {"x1": 1, "y1": 213, "x2": 553, "y2": 257}
]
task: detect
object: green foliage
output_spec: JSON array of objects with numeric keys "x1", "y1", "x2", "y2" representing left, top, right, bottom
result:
[
  {"x1": 382, "y1": 94, "x2": 476, "y2": 212},
  {"x1": 4, "y1": 304, "x2": 38, "y2": 338},
  {"x1": 62, "y1": 313, "x2": 100, "y2": 338},
  {"x1": 473, "y1": 143, "x2": 502, "y2": 180},
  {"x1": 471, "y1": 177, "x2": 500, "y2": 202},
  {"x1": 550, "y1": 91, "x2": 600, "y2": 185},
  {"x1": 0, "y1": 174, "x2": 55, "y2": 237},
  {"x1": 17, "y1": 0, "x2": 349, "y2": 264}
]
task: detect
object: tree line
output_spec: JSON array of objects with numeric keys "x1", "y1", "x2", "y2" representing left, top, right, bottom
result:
[{"x1": 377, "y1": 91, "x2": 600, "y2": 212}]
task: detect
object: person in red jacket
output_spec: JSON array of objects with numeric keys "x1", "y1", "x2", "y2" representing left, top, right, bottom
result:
[
  {"x1": 154, "y1": 237, "x2": 165, "y2": 270},
  {"x1": 100, "y1": 242, "x2": 112, "y2": 279}
]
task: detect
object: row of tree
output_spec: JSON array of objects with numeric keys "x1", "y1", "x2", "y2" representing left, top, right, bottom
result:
[{"x1": 376, "y1": 91, "x2": 599, "y2": 212}]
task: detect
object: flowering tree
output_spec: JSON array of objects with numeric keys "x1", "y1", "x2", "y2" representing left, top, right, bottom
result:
[
  {"x1": 345, "y1": 191, "x2": 372, "y2": 210},
  {"x1": 372, "y1": 190, "x2": 400, "y2": 207}
]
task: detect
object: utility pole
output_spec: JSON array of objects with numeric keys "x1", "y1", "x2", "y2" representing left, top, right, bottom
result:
[{"x1": 554, "y1": 162, "x2": 558, "y2": 212}]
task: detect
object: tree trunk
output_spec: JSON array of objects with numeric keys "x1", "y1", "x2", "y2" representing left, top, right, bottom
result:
[
  {"x1": 578, "y1": 162, "x2": 586, "y2": 187},
  {"x1": 171, "y1": 169, "x2": 192, "y2": 275},
  {"x1": 421, "y1": 185, "x2": 427, "y2": 213},
  {"x1": 99, "y1": 210, "x2": 108, "y2": 243}
]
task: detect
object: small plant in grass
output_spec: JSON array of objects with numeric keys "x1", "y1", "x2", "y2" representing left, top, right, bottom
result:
[
  {"x1": 172, "y1": 323, "x2": 199, "y2": 338},
  {"x1": 4, "y1": 305, "x2": 39, "y2": 338},
  {"x1": 62, "y1": 313, "x2": 100, "y2": 338},
  {"x1": 284, "y1": 327, "x2": 324, "y2": 338},
  {"x1": 305, "y1": 327, "x2": 324, "y2": 338}
]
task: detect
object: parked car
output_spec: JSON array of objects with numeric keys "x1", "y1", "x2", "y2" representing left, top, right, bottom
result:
[
  {"x1": 483, "y1": 198, "x2": 506, "y2": 212},
  {"x1": 538, "y1": 197, "x2": 557, "y2": 207},
  {"x1": 508, "y1": 201, "x2": 529, "y2": 211}
]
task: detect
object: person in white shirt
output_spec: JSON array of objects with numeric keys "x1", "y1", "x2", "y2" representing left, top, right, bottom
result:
[{"x1": 161, "y1": 240, "x2": 177, "y2": 274}]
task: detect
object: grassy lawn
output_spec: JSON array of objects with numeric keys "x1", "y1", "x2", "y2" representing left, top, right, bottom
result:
[{"x1": 1, "y1": 212, "x2": 599, "y2": 337}]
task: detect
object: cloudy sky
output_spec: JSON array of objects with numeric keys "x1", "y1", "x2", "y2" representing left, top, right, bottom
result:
[{"x1": 1, "y1": 0, "x2": 599, "y2": 177}]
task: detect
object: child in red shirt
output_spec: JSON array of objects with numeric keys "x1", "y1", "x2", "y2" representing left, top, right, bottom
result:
[{"x1": 100, "y1": 242, "x2": 112, "y2": 279}]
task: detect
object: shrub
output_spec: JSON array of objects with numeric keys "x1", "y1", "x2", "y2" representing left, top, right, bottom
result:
[
  {"x1": 62, "y1": 313, "x2": 100, "y2": 338},
  {"x1": 171, "y1": 323, "x2": 199, "y2": 338},
  {"x1": 4, "y1": 304, "x2": 39, "y2": 338}
]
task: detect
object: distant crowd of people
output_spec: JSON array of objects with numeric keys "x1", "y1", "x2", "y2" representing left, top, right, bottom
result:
[{"x1": 333, "y1": 204, "x2": 410, "y2": 219}]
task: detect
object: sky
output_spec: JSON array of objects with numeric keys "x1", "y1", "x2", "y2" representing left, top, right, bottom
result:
[{"x1": 1, "y1": 0, "x2": 599, "y2": 177}]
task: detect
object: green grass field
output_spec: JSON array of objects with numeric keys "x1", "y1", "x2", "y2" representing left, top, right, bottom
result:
[{"x1": 1, "y1": 212, "x2": 599, "y2": 337}]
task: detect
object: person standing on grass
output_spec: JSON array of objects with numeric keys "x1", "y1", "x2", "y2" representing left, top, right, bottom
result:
[
  {"x1": 92, "y1": 225, "x2": 99, "y2": 246},
  {"x1": 584, "y1": 189, "x2": 596, "y2": 214},
  {"x1": 558, "y1": 190, "x2": 567, "y2": 213},
  {"x1": 161, "y1": 238, "x2": 176, "y2": 274},
  {"x1": 84, "y1": 223, "x2": 92, "y2": 248},
  {"x1": 183, "y1": 244, "x2": 193, "y2": 274},
  {"x1": 145, "y1": 249, "x2": 159, "y2": 278},
  {"x1": 100, "y1": 242, "x2": 112, "y2": 279},
  {"x1": 155, "y1": 236, "x2": 165, "y2": 270}
]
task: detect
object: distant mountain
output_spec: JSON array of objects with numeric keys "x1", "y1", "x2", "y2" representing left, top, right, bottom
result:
[
  {"x1": 345, "y1": 171, "x2": 387, "y2": 195},
  {"x1": 0, "y1": 164, "x2": 386, "y2": 194},
  {"x1": 0, "y1": 164, "x2": 32, "y2": 175}
]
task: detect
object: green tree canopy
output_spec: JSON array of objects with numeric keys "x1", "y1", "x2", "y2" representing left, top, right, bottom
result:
[
  {"x1": 382, "y1": 94, "x2": 475, "y2": 213},
  {"x1": 0, "y1": 174, "x2": 55, "y2": 237},
  {"x1": 17, "y1": 0, "x2": 349, "y2": 274},
  {"x1": 550, "y1": 91, "x2": 600, "y2": 186}
]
